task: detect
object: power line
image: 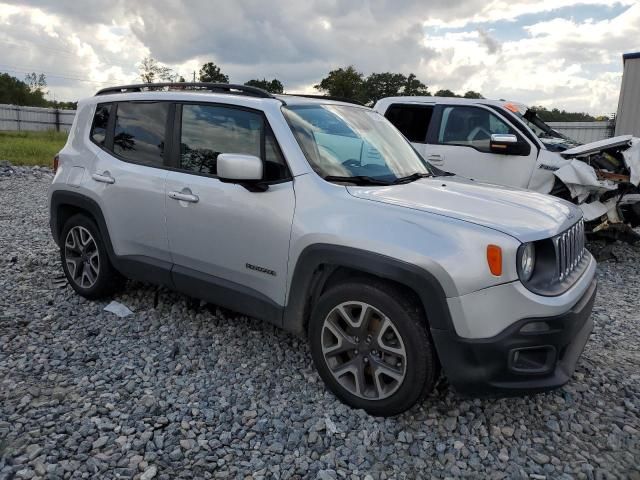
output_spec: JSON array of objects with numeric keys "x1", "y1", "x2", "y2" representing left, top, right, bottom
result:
[
  {"x1": 0, "y1": 63, "x2": 131, "y2": 85},
  {"x1": 2, "y1": 39, "x2": 80, "y2": 59}
]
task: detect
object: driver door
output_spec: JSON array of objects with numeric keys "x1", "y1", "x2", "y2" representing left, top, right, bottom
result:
[{"x1": 425, "y1": 104, "x2": 537, "y2": 188}]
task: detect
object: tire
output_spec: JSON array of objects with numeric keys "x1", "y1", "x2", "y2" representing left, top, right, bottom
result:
[
  {"x1": 309, "y1": 279, "x2": 438, "y2": 416},
  {"x1": 60, "y1": 213, "x2": 123, "y2": 299}
]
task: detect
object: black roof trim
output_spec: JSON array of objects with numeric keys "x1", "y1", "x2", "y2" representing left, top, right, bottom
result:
[
  {"x1": 623, "y1": 52, "x2": 640, "y2": 63},
  {"x1": 95, "y1": 82, "x2": 278, "y2": 100},
  {"x1": 282, "y1": 94, "x2": 366, "y2": 106}
]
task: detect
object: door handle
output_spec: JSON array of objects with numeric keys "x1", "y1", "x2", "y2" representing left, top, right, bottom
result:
[
  {"x1": 92, "y1": 172, "x2": 115, "y2": 184},
  {"x1": 426, "y1": 154, "x2": 444, "y2": 163},
  {"x1": 168, "y1": 190, "x2": 199, "y2": 203}
]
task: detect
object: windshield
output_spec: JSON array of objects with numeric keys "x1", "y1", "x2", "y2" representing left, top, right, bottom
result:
[
  {"x1": 513, "y1": 108, "x2": 581, "y2": 151},
  {"x1": 516, "y1": 108, "x2": 569, "y2": 141},
  {"x1": 283, "y1": 104, "x2": 432, "y2": 183}
]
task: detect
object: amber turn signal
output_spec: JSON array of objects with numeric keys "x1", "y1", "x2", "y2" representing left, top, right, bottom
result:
[{"x1": 486, "y1": 244, "x2": 503, "y2": 276}]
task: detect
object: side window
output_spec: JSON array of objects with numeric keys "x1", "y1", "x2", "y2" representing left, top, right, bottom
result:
[
  {"x1": 384, "y1": 104, "x2": 433, "y2": 143},
  {"x1": 180, "y1": 104, "x2": 289, "y2": 181},
  {"x1": 437, "y1": 106, "x2": 516, "y2": 153},
  {"x1": 113, "y1": 102, "x2": 168, "y2": 166},
  {"x1": 90, "y1": 104, "x2": 111, "y2": 146}
]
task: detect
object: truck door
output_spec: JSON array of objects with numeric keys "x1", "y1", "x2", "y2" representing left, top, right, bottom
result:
[{"x1": 424, "y1": 104, "x2": 538, "y2": 188}]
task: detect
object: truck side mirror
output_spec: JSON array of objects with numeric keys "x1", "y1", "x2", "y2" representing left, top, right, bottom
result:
[{"x1": 490, "y1": 134, "x2": 529, "y2": 155}]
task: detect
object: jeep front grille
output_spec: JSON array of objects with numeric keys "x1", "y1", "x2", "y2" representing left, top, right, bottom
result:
[{"x1": 554, "y1": 219, "x2": 585, "y2": 281}]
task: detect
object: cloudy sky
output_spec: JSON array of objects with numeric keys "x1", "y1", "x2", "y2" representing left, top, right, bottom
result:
[{"x1": 0, "y1": 0, "x2": 638, "y2": 114}]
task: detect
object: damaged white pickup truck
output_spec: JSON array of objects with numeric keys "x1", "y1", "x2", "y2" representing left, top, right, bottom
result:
[{"x1": 374, "y1": 97, "x2": 640, "y2": 242}]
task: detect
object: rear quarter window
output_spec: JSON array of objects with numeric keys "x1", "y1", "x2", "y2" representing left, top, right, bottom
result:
[{"x1": 90, "y1": 104, "x2": 111, "y2": 146}]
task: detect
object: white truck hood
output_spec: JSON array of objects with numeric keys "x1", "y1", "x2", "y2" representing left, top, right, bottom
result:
[
  {"x1": 347, "y1": 176, "x2": 580, "y2": 242},
  {"x1": 560, "y1": 135, "x2": 634, "y2": 157}
]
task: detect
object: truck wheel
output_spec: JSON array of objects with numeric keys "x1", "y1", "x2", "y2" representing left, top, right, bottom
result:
[
  {"x1": 60, "y1": 214, "x2": 123, "y2": 299},
  {"x1": 309, "y1": 279, "x2": 438, "y2": 416}
]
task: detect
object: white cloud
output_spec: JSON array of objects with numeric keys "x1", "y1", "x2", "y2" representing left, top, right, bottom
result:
[
  {"x1": 420, "y1": 3, "x2": 639, "y2": 113},
  {"x1": 0, "y1": 1, "x2": 637, "y2": 114},
  {"x1": 423, "y1": 0, "x2": 636, "y2": 28}
]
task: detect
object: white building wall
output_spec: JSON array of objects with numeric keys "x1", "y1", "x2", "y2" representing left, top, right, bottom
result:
[
  {"x1": 615, "y1": 52, "x2": 640, "y2": 137},
  {"x1": 547, "y1": 121, "x2": 614, "y2": 144}
]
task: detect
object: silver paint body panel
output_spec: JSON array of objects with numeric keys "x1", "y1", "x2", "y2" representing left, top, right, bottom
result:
[{"x1": 49, "y1": 92, "x2": 596, "y2": 340}]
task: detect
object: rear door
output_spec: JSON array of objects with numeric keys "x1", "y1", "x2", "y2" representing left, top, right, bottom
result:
[
  {"x1": 164, "y1": 102, "x2": 295, "y2": 307},
  {"x1": 383, "y1": 102, "x2": 435, "y2": 161},
  {"x1": 425, "y1": 104, "x2": 537, "y2": 188},
  {"x1": 89, "y1": 101, "x2": 171, "y2": 264}
]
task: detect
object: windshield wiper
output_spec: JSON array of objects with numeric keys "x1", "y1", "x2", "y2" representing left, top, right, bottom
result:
[
  {"x1": 391, "y1": 172, "x2": 432, "y2": 184},
  {"x1": 323, "y1": 175, "x2": 392, "y2": 186}
]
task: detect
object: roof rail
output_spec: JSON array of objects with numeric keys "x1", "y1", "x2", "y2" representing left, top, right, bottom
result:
[
  {"x1": 283, "y1": 93, "x2": 366, "y2": 106},
  {"x1": 95, "y1": 82, "x2": 276, "y2": 99}
]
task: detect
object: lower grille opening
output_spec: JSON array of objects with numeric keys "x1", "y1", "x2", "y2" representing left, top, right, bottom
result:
[{"x1": 509, "y1": 346, "x2": 556, "y2": 374}]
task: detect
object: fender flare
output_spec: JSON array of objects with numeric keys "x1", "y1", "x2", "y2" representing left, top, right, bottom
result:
[
  {"x1": 50, "y1": 190, "x2": 116, "y2": 261},
  {"x1": 282, "y1": 244, "x2": 455, "y2": 336}
]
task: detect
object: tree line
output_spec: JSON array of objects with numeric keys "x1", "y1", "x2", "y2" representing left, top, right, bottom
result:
[
  {"x1": 0, "y1": 72, "x2": 76, "y2": 109},
  {"x1": 137, "y1": 58, "x2": 482, "y2": 105},
  {"x1": 0, "y1": 57, "x2": 611, "y2": 121},
  {"x1": 529, "y1": 106, "x2": 608, "y2": 122}
]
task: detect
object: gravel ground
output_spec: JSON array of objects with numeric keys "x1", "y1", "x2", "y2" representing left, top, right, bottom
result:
[{"x1": 0, "y1": 167, "x2": 639, "y2": 480}]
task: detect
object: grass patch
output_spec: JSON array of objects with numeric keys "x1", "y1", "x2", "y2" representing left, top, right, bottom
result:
[{"x1": 0, "y1": 130, "x2": 68, "y2": 167}]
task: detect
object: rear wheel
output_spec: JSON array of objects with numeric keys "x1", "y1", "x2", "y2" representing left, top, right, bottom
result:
[
  {"x1": 309, "y1": 280, "x2": 438, "y2": 416},
  {"x1": 60, "y1": 214, "x2": 123, "y2": 299}
]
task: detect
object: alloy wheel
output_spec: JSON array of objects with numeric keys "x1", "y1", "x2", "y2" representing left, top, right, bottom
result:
[
  {"x1": 321, "y1": 301, "x2": 407, "y2": 400},
  {"x1": 64, "y1": 226, "x2": 100, "y2": 289}
]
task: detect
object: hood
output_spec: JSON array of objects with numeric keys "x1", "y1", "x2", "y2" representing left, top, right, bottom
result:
[
  {"x1": 540, "y1": 136, "x2": 580, "y2": 152},
  {"x1": 347, "y1": 176, "x2": 580, "y2": 242},
  {"x1": 560, "y1": 135, "x2": 634, "y2": 158}
]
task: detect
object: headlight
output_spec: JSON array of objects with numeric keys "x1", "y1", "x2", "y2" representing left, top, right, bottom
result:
[{"x1": 518, "y1": 242, "x2": 536, "y2": 282}]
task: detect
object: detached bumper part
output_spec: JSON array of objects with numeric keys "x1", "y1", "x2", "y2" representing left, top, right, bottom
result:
[{"x1": 432, "y1": 278, "x2": 597, "y2": 394}]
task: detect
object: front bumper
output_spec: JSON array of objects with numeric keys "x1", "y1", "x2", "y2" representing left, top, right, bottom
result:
[{"x1": 432, "y1": 277, "x2": 597, "y2": 395}]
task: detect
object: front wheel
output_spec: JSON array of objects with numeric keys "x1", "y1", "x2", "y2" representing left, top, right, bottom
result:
[{"x1": 309, "y1": 280, "x2": 438, "y2": 416}]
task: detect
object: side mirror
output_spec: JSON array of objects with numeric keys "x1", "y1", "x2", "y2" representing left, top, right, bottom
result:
[
  {"x1": 490, "y1": 134, "x2": 530, "y2": 156},
  {"x1": 217, "y1": 153, "x2": 263, "y2": 181}
]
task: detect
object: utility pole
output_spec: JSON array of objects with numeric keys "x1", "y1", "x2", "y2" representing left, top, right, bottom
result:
[{"x1": 193, "y1": 71, "x2": 196, "y2": 82}]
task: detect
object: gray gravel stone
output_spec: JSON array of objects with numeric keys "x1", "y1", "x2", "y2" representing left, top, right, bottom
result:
[
  {"x1": 141, "y1": 465, "x2": 158, "y2": 480},
  {"x1": 0, "y1": 168, "x2": 639, "y2": 479}
]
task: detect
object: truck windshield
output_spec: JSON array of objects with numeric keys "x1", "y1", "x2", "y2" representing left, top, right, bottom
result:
[
  {"x1": 517, "y1": 108, "x2": 570, "y2": 141},
  {"x1": 283, "y1": 104, "x2": 432, "y2": 184}
]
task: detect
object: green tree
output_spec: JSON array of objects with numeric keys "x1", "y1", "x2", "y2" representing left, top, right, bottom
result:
[
  {"x1": 138, "y1": 57, "x2": 176, "y2": 83},
  {"x1": 463, "y1": 90, "x2": 484, "y2": 99},
  {"x1": 402, "y1": 73, "x2": 430, "y2": 96},
  {"x1": 24, "y1": 72, "x2": 47, "y2": 93},
  {"x1": 244, "y1": 78, "x2": 284, "y2": 93},
  {"x1": 198, "y1": 62, "x2": 229, "y2": 83},
  {"x1": 49, "y1": 100, "x2": 77, "y2": 110},
  {"x1": 314, "y1": 66, "x2": 366, "y2": 103},
  {"x1": 0, "y1": 72, "x2": 48, "y2": 107},
  {"x1": 364, "y1": 72, "x2": 407, "y2": 103},
  {"x1": 434, "y1": 89, "x2": 459, "y2": 97},
  {"x1": 531, "y1": 106, "x2": 596, "y2": 122}
]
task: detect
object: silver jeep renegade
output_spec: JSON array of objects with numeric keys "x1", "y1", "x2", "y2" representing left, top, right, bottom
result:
[{"x1": 48, "y1": 83, "x2": 597, "y2": 416}]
